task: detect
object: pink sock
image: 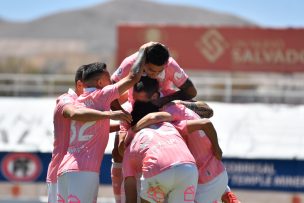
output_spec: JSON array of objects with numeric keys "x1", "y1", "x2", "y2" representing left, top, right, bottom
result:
[{"x1": 111, "y1": 161, "x2": 123, "y2": 203}]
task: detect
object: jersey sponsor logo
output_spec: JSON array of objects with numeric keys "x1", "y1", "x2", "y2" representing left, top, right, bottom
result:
[{"x1": 1, "y1": 153, "x2": 42, "y2": 182}]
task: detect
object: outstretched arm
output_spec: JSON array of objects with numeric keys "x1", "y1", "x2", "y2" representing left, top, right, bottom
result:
[
  {"x1": 63, "y1": 104, "x2": 132, "y2": 123},
  {"x1": 186, "y1": 119, "x2": 222, "y2": 160},
  {"x1": 115, "y1": 47, "x2": 147, "y2": 95},
  {"x1": 132, "y1": 112, "x2": 172, "y2": 132},
  {"x1": 173, "y1": 100, "x2": 214, "y2": 118}
]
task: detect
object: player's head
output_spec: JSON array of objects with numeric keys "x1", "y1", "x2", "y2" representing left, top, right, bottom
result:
[
  {"x1": 133, "y1": 76, "x2": 160, "y2": 102},
  {"x1": 74, "y1": 65, "x2": 85, "y2": 96},
  {"x1": 82, "y1": 62, "x2": 110, "y2": 89},
  {"x1": 131, "y1": 101, "x2": 159, "y2": 126},
  {"x1": 144, "y1": 43, "x2": 169, "y2": 79}
]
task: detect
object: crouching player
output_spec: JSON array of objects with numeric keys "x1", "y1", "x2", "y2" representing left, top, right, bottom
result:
[
  {"x1": 128, "y1": 78, "x2": 241, "y2": 203},
  {"x1": 123, "y1": 102, "x2": 198, "y2": 203}
]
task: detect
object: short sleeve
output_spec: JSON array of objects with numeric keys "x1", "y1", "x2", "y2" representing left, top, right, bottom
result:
[
  {"x1": 56, "y1": 94, "x2": 75, "y2": 115},
  {"x1": 111, "y1": 53, "x2": 137, "y2": 82},
  {"x1": 167, "y1": 57, "x2": 188, "y2": 88},
  {"x1": 101, "y1": 84, "x2": 120, "y2": 104}
]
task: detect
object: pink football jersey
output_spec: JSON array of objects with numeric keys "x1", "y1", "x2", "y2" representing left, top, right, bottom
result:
[
  {"x1": 163, "y1": 104, "x2": 225, "y2": 184},
  {"x1": 58, "y1": 85, "x2": 119, "y2": 175},
  {"x1": 46, "y1": 89, "x2": 77, "y2": 183},
  {"x1": 122, "y1": 122, "x2": 195, "y2": 179},
  {"x1": 111, "y1": 52, "x2": 188, "y2": 103}
]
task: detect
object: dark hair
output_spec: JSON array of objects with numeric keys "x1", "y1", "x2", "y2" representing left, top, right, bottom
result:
[
  {"x1": 74, "y1": 65, "x2": 85, "y2": 83},
  {"x1": 146, "y1": 44, "x2": 169, "y2": 66},
  {"x1": 82, "y1": 62, "x2": 107, "y2": 83},
  {"x1": 131, "y1": 101, "x2": 159, "y2": 126},
  {"x1": 134, "y1": 76, "x2": 159, "y2": 97}
]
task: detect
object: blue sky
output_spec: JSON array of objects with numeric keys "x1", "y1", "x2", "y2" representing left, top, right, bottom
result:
[{"x1": 0, "y1": 0, "x2": 303, "y2": 27}]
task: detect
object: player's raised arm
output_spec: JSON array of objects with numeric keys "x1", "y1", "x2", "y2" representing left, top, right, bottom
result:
[
  {"x1": 186, "y1": 119, "x2": 222, "y2": 160},
  {"x1": 115, "y1": 47, "x2": 147, "y2": 95}
]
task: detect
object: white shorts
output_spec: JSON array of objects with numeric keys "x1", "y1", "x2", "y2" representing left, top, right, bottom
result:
[
  {"x1": 47, "y1": 182, "x2": 57, "y2": 203},
  {"x1": 195, "y1": 170, "x2": 228, "y2": 203},
  {"x1": 57, "y1": 171, "x2": 99, "y2": 203},
  {"x1": 140, "y1": 163, "x2": 198, "y2": 203}
]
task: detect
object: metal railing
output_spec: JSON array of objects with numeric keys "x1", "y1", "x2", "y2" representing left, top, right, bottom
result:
[{"x1": 0, "y1": 73, "x2": 304, "y2": 104}]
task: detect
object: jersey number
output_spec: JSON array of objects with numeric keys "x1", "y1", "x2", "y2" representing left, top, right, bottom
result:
[{"x1": 70, "y1": 121, "x2": 96, "y2": 143}]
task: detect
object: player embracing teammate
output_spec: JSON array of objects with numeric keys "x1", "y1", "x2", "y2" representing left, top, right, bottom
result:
[
  {"x1": 111, "y1": 42, "x2": 241, "y2": 203},
  {"x1": 46, "y1": 42, "x2": 241, "y2": 203}
]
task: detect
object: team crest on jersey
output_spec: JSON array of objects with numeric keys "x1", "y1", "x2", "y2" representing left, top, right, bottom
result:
[
  {"x1": 62, "y1": 97, "x2": 72, "y2": 105},
  {"x1": 174, "y1": 70, "x2": 184, "y2": 81}
]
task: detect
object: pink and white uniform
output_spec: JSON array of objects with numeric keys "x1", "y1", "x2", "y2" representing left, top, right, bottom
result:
[
  {"x1": 163, "y1": 103, "x2": 228, "y2": 203},
  {"x1": 111, "y1": 52, "x2": 189, "y2": 103},
  {"x1": 46, "y1": 88, "x2": 77, "y2": 203},
  {"x1": 57, "y1": 85, "x2": 120, "y2": 203},
  {"x1": 123, "y1": 122, "x2": 198, "y2": 203}
]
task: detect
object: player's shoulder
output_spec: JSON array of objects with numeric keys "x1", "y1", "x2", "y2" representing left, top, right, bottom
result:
[
  {"x1": 122, "y1": 52, "x2": 138, "y2": 65},
  {"x1": 56, "y1": 93, "x2": 75, "y2": 104},
  {"x1": 166, "y1": 57, "x2": 180, "y2": 68}
]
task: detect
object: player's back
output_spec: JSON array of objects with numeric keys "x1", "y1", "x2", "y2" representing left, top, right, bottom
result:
[
  {"x1": 126, "y1": 122, "x2": 195, "y2": 178},
  {"x1": 47, "y1": 91, "x2": 76, "y2": 183},
  {"x1": 164, "y1": 103, "x2": 225, "y2": 184}
]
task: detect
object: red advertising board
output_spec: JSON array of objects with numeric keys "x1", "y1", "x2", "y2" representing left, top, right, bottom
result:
[{"x1": 117, "y1": 25, "x2": 304, "y2": 72}]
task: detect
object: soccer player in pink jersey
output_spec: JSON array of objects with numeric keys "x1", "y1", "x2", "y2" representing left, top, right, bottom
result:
[
  {"x1": 46, "y1": 66, "x2": 131, "y2": 203},
  {"x1": 110, "y1": 41, "x2": 199, "y2": 191},
  {"x1": 123, "y1": 104, "x2": 198, "y2": 203},
  {"x1": 57, "y1": 46, "x2": 147, "y2": 203},
  {"x1": 112, "y1": 42, "x2": 197, "y2": 106},
  {"x1": 128, "y1": 82, "x2": 241, "y2": 203}
]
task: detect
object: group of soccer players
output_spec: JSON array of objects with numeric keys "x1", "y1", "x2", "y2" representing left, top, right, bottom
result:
[{"x1": 46, "y1": 42, "x2": 241, "y2": 203}]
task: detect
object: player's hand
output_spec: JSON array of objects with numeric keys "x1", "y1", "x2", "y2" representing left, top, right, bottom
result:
[
  {"x1": 110, "y1": 110, "x2": 132, "y2": 123},
  {"x1": 212, "y1": 145, "x2": 223, "y2": 160}
]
